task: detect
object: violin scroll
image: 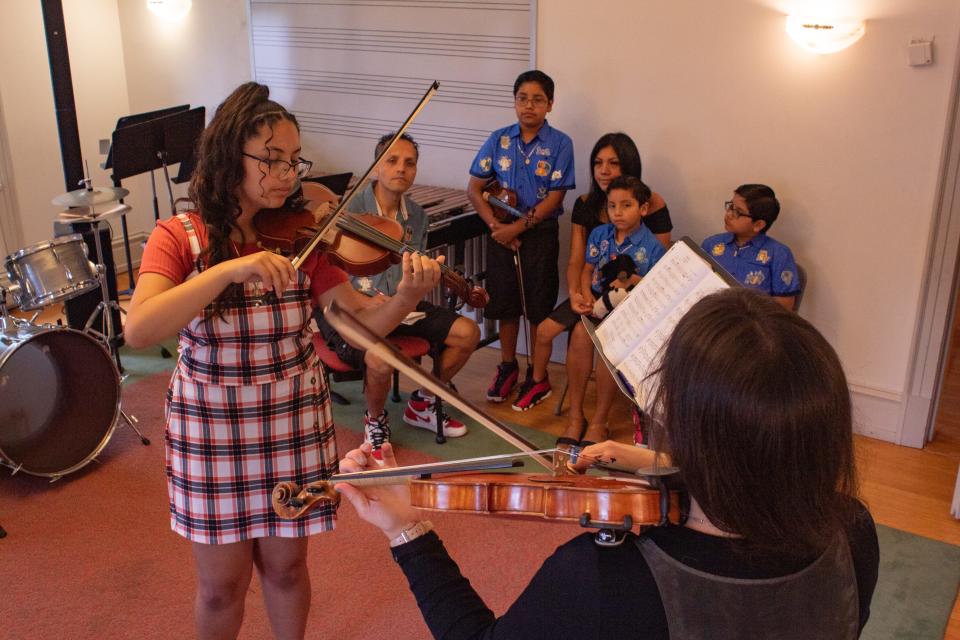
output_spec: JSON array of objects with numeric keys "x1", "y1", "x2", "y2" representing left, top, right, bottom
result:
[{"x1": 272, "y1": 480, "x2": 340, "y2": 520}]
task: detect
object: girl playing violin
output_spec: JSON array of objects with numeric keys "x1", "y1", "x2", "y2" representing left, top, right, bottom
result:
[
  {"x1": 337, "y1": 288, "x2": 879, "y2": 639},
  {"x1": 124, "y1": 82, "x2": 442, "y2": 640}
]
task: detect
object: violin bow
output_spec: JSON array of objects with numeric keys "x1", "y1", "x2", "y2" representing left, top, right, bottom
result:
[
  {"x1": 324, "y1": 300, "x2": 556, "y2": 472},
  {"x1": 290, "y1": 81, "x2": 440, "y2": 271}
]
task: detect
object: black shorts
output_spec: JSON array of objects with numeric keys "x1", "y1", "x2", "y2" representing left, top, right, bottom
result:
[
  {"x1": 546, "y1": 298, "x2": 579, "y2": 330},
  {"x1": 390, "y1": 300, "x2": 461, "y2": 355},
  {"x1": 313, "y1": 301, "x2": 459, "y2": 370},
  {"x1": 484, "y1": 218, "x2": 559, "y2": 325}
]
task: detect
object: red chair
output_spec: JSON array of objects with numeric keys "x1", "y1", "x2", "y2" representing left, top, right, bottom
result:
[{"x1": 311, "y1": 333, "x2": 448, "y2": 443}]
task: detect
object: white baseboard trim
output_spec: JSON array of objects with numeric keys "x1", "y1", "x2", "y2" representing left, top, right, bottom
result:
[
  {"x1": 110, "y1": 232, "x2": 148, "y2": 274},
  {"x1": 850, "y1": 386, "x2": 902, "y2": 444}
]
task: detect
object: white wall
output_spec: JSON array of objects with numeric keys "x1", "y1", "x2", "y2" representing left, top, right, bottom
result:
[
  {"x1": 0, "y1": 1, "x2": 74, "y2": 248},
  {"x1": 536, "y1": 0, "x2": 960, "y2": 442},
  {"x1": 0, "y1": 0, "x2": 140, "y2": 262},
  {"x1": 0, "y1": 0, "x2": 253, "y2": 265},
  {"x1": 112, "y1": 0, "x2": 252, "y2": 239}
]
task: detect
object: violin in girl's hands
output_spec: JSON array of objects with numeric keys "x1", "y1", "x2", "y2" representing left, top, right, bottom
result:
[{"x1": 253, "y1": 181, "x2": 489, "y2": 308}]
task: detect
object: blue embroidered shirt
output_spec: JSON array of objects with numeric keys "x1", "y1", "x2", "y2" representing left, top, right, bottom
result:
[
  {"x1": 701, "y1": 232, "x2": 801, "y2": 297},
  {"x1": 345, "y1": 182, "x2": 428, "y2": 297},
  {"x1": 469, "y1": 120, "x2": 575, "y2": 217},
  {"x1": 585, "y1": 223, "x2": 666, "y2": 295}
]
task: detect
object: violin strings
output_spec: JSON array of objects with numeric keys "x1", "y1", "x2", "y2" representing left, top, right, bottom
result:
[{"x1": 336, "y1": 215, "x2": 465, "y2": 282}]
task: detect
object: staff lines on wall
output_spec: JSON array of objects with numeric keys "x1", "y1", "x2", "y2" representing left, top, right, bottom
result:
[
  {"x1": 252, "y1": 26, "x2": 529, "y2": 61},
  {"x1": 252, "y1": 1, "x2": 528, "y2": 11},
  {"x1": 294, "y1": 110, "x2": 489, "y2": 151},
  {"x1": 256, "y1": 68, "x2": 514, "y2": 109}
]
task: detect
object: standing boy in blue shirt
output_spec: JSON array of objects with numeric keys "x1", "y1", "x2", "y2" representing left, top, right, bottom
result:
[
  {"x1": 466, "y1": 70, "x2": 576, "y2": 403},
  {"x1": 702, "y1": 184, "x2": 801, "y2": 310}
]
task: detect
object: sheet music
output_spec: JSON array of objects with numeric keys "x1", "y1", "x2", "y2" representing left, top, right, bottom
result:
[
  {"x1": 587, "y1": 239, "x2": 732, "y2": 408},
  {"x1": 616, "y1": 270, "x2": 729, "y2": 401},
  {"x1": 596, "y1": 242, "x2": 714, "y2": 365}
]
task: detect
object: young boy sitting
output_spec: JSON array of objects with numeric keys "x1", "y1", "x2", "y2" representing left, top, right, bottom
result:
[
  {"x1": 571, "y1": 175, "x2": 665, "y2": 446},
  {"x1": 701, "y1": 184, "x2": 801, "y2": 310}
]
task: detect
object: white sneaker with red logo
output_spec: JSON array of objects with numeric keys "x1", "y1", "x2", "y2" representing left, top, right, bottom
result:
[{"x1": 402, "y1": 390, "x2": 468, "y2": 437}]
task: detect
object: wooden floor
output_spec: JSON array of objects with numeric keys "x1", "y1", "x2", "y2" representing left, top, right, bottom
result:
[{"x1": 13, "y1": 272, "x2": 960, "y2": 638}]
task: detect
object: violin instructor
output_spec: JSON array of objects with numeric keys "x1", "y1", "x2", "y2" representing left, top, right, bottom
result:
[
  {"x1": 338, "y1": 288, "x2": 879, "y2": 640},
  {"x1": 124, "y1": 82, "x2": 442, "y2": 640}
]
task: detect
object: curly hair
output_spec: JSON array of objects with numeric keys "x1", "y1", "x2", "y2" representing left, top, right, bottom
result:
[{"x1": 187, "y1": 82, "x2": 299, "y2": 318}]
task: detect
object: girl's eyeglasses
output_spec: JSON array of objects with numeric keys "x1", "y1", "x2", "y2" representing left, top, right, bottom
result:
[{"x1": 243, "y1": 153, "x2": 313, "y2": 179}]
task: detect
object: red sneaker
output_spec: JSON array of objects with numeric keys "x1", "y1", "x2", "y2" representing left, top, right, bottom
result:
[
  {"x1": 403, "y1": 391, "x2": 468, "y2": 437},
  {"x1": 511, "y1": 376, "x2": 552, "y2": 411},
  {"x1": 486, "y1": 361, "x2": 519, "y2": 402}
]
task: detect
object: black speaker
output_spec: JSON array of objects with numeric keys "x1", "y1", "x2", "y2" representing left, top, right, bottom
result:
[{"x1": 53, "y1": 221, "x2": 122, "y2": 343}]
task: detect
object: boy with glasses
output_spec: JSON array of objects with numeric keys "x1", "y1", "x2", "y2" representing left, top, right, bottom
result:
[
  {"x1": 702, "y1": 184, "x2": 801, "y2": 310},
  {"x1": 466, "y1": 69, "x2": 576, "y2": 402}
]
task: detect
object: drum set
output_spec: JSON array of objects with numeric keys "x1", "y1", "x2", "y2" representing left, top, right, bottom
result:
[{"x1": 0, "y1": 181, "x2": 149, "y2": 481}]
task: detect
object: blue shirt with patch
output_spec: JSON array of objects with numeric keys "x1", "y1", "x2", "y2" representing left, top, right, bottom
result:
[
  {"x1": 701, "y1": 232, "x2": 801, "y2": 297},
  {"x1": 345, "y1": 182, "x2": 428, "y2": 297},
  {"x1": 469, "y1": 120, "x2": 575, "y2": 217},
  {"x1": 585, "y1": 223, "x2": 666, "y2": 295}
]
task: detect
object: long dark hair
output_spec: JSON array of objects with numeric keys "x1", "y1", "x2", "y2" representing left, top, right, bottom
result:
[
  {"x1": 188, "y1": 82, "x2": 299, "y2": 316},
  {"x1": 584, "y1": 132, "x2": 643, "y2": 215},
  {"x1": 649, "y1": 288, "x2": 857, "y2": 557}
]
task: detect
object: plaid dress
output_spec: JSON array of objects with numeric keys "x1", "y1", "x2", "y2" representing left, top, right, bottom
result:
[{"x1": 164, "y1": 214, "x2": 338, "y2": 544}]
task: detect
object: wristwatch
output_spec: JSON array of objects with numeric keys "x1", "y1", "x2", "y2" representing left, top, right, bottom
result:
[{"x1": 389, "y1": 520, "x2": 434, "y2": 547}]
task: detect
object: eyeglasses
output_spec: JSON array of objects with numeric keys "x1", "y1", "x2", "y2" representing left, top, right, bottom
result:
[
  {"x1": 724, "y1": 200, "x2": 754, "y2": 220},
  {"x1": 242, "y1": 153, "x2": 313, "y2": 179},
  {"x1": 514, "y1": 95, "x2": 550, "y2": 108}
]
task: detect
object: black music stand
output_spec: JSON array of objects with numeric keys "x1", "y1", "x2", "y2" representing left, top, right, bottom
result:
[
  {"x1": 103, "y1": 105, "x2": 189, "y2": 291},
  {"x1": 107, "y1": 106, "x2": 205, "y2": 290}
]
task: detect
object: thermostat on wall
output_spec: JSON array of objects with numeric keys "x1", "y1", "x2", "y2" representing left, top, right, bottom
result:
[{"x1": 908, "y1": 40, "x2": 933, "y2": 66}]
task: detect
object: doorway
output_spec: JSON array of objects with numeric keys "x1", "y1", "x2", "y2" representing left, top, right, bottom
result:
[{"x1": 929, "y1": 285, "x2": 960, "y2": 457}]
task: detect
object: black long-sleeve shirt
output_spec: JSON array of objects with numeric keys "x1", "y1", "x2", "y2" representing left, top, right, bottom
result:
[{"x1": 391, "y1": 504, "x2": 878, "y2": 640}]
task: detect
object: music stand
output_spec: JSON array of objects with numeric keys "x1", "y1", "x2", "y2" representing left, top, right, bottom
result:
[
  {"x1": 103, "y1": 105, "x2": 189, "y2": 290},
  {"x1": 107, "y1": 106, "x2": 205, "y2": 289}
]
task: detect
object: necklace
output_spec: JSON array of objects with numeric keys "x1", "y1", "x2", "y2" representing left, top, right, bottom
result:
[{"x1": 517, "y1": 139, "x2": 539, "y2": 165}]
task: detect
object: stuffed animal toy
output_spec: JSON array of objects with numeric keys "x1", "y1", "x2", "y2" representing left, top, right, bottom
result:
[{"x1": 592, "y1": 254, "x2": 640, "y2": 319}]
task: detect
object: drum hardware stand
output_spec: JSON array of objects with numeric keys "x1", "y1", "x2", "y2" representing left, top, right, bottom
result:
[{"x1": 75, "y1": 201, "x2": 150, "y2": 447}]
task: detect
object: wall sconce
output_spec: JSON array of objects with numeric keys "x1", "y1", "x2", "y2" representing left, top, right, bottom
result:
[
  {"x1": 146, "y1": 0, "x2": 192, "y2": 21},
  {"x1": 785, "y1": 15, "x2": 865, "y2": 54}
]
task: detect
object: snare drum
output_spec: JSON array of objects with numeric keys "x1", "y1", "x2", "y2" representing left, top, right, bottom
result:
[
  {"x1": 0, "y1": 321, "x2": 119, "y2": 478},
  {"x1": 5, "y1": 235, "x2": 99, "y2": 311}
]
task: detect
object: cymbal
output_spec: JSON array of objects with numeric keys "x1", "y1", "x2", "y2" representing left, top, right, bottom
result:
[
  {"x1": 52, "y1": 186, "x2": 129, "y2": 208},
  {"x1": 57, "y1": 203, "x2": 132, "y2": 223}
]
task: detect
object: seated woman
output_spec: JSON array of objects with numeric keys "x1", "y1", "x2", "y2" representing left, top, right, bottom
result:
[
  {"x1": 512, "y1": 132, "x2": 672, "y2": 451},
  {"x1": 337, "y1": 288, "x2": 879, "y2": 639}
]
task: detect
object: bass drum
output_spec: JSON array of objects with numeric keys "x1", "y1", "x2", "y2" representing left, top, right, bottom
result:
[{"x1": 0, "y1": 322, "x2": 119, "y2": 478}]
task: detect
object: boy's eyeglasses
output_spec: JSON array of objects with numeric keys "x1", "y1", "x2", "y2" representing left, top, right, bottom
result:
[
  {"x1": 724, "y1": 201, "x2": 755, "y2": 220},
  {"x1": 514, "y1": 95, "x2": 549, "y2": 108},
  {"x1": 242, "y1": 153, "x2": 313, "y2": 179}
]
